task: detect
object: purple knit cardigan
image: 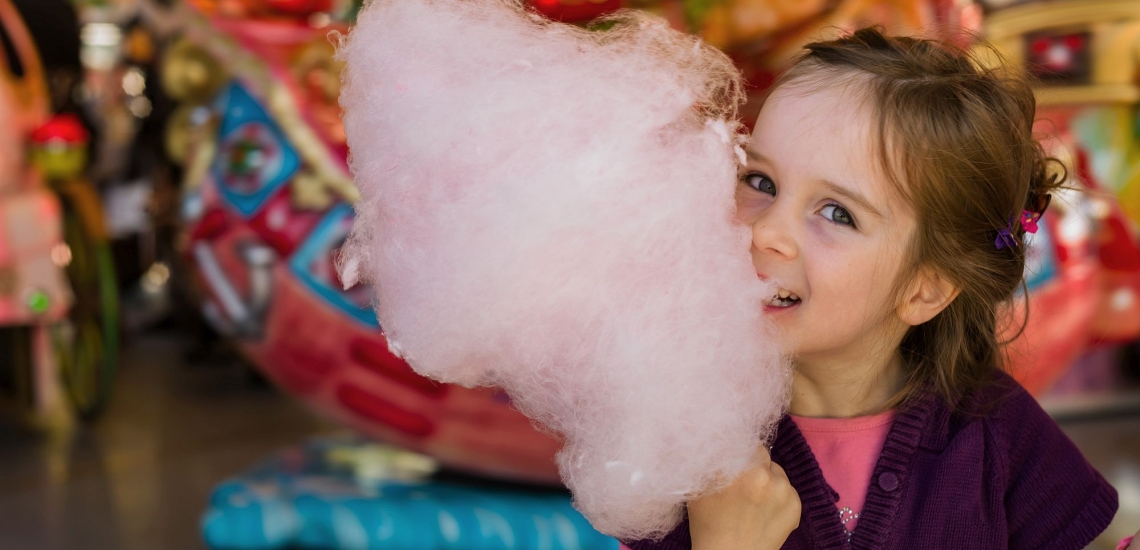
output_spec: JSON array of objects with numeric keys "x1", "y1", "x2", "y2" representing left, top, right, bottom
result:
[{"x1": 626, "y1": 372, "x2": 1118, "y2": 550}]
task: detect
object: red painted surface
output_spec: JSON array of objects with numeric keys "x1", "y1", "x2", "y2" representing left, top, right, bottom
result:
[
  {"x1": 1002, "y1": 211, "x2": 1098, "y2": 395},
  {"x1": 247, "y1": 189, "x2": 323, "y2": 256},
  {"x1": 192, "y1": 208, "x2": 230, "y2": 241},
  {"x1": 337, "y1": 384, "x2": 436, "y2": 437},
  {"x1": 348, "y1": 338, "x2": 449, "y2": 398}
]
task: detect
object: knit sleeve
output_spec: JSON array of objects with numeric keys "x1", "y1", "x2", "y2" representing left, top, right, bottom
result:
[{"x1": 992, "y1": 386, "x2": 1118, "y2": 550}]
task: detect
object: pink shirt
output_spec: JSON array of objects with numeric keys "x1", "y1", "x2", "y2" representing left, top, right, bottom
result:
[
  {"x1": 790, "y1": 410, "x2": 895, "y2": 537},
  {"x1": 617, "y1": 411, "x2": 895, "y2": 550}
]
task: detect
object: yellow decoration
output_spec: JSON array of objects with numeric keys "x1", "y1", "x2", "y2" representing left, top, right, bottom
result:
[
  {"x1": 292, "y1": 38, "x2": 344, "y2": 103},
  {"x1": 984, "y1": 0, "x2": 1140, "y2": 225},
  {"x1": 696, "y1": 0, "x2": 931, "y2": 61},
  {"x1": 984, "y1": 0, "x2": 1140, "y2": 106},
  {"x1": 290, "y1": 169, "x2": 360, "y2": 210},
  {"x1": 290, "y1": 38, "x2": 347, "y2": 145},
  {"x1": 164, "y1": 105, "x2": 197, "y2": 165},
  {"x1": 161, "y1": 39, "x2": 228, "y2": 103},
  {"x1": 177, "y1": 10, "x2": 354, "y2": 203},
  {"x1": 178, "y1": 109, "x2": 220, "y2": 193},
  {"x1": 699, "y1": 0, "x2": 828, "y2": 49},
  {"x1": 30, "y1": 144, "x2": 87, "y2": 181}
]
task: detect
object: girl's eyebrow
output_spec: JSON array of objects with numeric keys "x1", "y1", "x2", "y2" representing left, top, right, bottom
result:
[{"x1": 819, "y1": 179, "x2": 883, "y2": 219}]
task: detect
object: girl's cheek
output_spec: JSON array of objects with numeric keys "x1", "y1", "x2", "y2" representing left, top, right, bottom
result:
[
  {"x1": 807, "y1": 218, "x2": 847, "y2": 249},
  {"x1": 734, "y1": 190, "x2": 773, "y2": 223}
]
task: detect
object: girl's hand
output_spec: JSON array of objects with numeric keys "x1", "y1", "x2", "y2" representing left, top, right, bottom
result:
[
  {"x1": 1120, "y1": 528, "x2": 1139, "y2": 550},
  {"x1": 687, "y1": 448, "x2": 801, "y2": 550}
]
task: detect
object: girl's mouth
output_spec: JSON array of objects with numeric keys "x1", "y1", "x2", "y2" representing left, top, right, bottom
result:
[{"x1": 764, "y1": 289, "x2": 801, "y2": 310}]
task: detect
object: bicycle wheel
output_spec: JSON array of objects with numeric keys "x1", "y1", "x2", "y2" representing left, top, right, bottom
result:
[{"x1": 54, "y1": 194, "x2": 119, "y2": 419}]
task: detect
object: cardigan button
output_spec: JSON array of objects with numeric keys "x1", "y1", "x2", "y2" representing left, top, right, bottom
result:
[{"x1": 878, "y1": 472, "x2": 899, "y2": 492}]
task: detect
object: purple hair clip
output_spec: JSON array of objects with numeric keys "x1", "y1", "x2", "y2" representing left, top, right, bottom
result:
[
  {"x1": 995, "y1": 193, "x2": 1052, "y2": 250},
  {"x1": 995, "y1": 223, "x2": 1018, "y2": 250}
]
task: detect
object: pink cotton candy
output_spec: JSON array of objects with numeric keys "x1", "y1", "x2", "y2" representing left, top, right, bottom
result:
[{"x1": 336, "y1": 0, "x2": 790, "y2": 539}]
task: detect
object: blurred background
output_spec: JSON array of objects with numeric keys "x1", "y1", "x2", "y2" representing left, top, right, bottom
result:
[{"x1": 0, "y1": 0, "x2": 1137, "y2": 548}]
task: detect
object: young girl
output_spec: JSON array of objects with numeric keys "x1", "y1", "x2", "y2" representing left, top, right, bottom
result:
[{"x1": 625, "y1": 28, "x2": 1122, "y2": 550}]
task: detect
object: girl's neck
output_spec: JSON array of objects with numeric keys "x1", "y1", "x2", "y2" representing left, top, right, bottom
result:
[{"x1": 788, "y1": 347, "x2": 906, "y2": 418}]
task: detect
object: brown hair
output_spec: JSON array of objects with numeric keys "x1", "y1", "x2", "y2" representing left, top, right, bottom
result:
[{"x1": 772, "y1": 27, "x2": 1065, "y2": 408}]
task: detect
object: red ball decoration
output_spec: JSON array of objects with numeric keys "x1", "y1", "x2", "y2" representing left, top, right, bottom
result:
[
  {"x1": 31, "y1": 113, "x2": 89, "y2": 145},
  {"x1": 262, "y1": 0, "x2": 333, "y2": 16},
  {"x1": 529, "y1": 0, "x2": 622, "y2": 23}
]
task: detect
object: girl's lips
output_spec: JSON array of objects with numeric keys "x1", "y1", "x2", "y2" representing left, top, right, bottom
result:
[
  {"x1": 757, "y1": 273, "x2": 799, "y2": 293},
  {"x1": 764, "y1": 301, "x2": 801, "y2": 315}
]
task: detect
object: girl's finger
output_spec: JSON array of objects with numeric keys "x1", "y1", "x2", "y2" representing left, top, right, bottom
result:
[{"x1": 753, "y1": 445, "x2": 773, "y2": 467}]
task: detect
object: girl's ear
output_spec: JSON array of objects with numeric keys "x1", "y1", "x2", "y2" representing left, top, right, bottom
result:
[{"x1": 897, "y1": 267, "x2": 960, "y2": 326}]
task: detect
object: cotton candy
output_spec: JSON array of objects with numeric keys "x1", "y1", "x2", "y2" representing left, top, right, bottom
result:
[{"x1": 336, "y1": 0, "x2": 790, "y2": 539}]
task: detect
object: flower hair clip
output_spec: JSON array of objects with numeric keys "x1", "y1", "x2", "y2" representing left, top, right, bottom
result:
[
  {"x1": 995, "y1": 193, "x2": 1052, "y2": 250},
  {"x1": 995, "y1": 223, "x2": 1018, "y2": 250}
]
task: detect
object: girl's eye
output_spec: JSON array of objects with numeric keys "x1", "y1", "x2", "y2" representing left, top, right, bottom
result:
[
  {"x1": 821, "y1": 204, "x2": 856, "y2": 228},
  {"x1": 742, "y1": 172, "x2": 776, "y2": 196}
]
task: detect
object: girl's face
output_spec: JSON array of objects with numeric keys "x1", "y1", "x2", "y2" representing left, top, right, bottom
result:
[{"x1": 739, "y1": 83, "x2": 916, "y2": 367}]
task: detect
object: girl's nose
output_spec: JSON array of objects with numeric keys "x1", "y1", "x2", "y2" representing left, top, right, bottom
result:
[{"x1": 750, "y1": 218, "x2": 799, "y2": 261}]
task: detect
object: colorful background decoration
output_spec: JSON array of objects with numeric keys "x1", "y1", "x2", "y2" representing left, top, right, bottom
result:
[
  {"x1": 983, "y1": 0, "x2": 1140, "y2": 391},
  {"x1": 0, "y1": 0, "x2": 119, "y2": 425},
  {"x1": 201, "y1": 435, "x2": 620, "y2": 550},
  {"x1": 172, "y1": 1, "x2": 566, "y2": 485}
]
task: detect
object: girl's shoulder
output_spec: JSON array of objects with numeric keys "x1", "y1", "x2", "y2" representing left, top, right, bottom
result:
[
  {"x1": 938, "y1": 370, "x2": 1118, "y2": 549},
  {"x1": 946, "y1": 370, "x2": 1072, "y2": 448},
  {"x1": 942, "y1": 369, "x2": 1090, "y2": 471},
  {"x1": 959, "y1": 369, "x2": 1046, "y2": 432}
]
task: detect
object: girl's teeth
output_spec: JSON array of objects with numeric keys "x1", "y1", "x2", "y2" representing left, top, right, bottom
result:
[{"x1": 765, "y1": 292, "x2": 801, "y2": 307}]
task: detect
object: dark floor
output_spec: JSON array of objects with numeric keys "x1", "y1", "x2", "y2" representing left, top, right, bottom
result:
[
  {"x1": 0, "y1": 330, "x2": 336, "y2": 550},
  {"x1": 0, "y1": 329, "x2": 1138, "y2": 549}
]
